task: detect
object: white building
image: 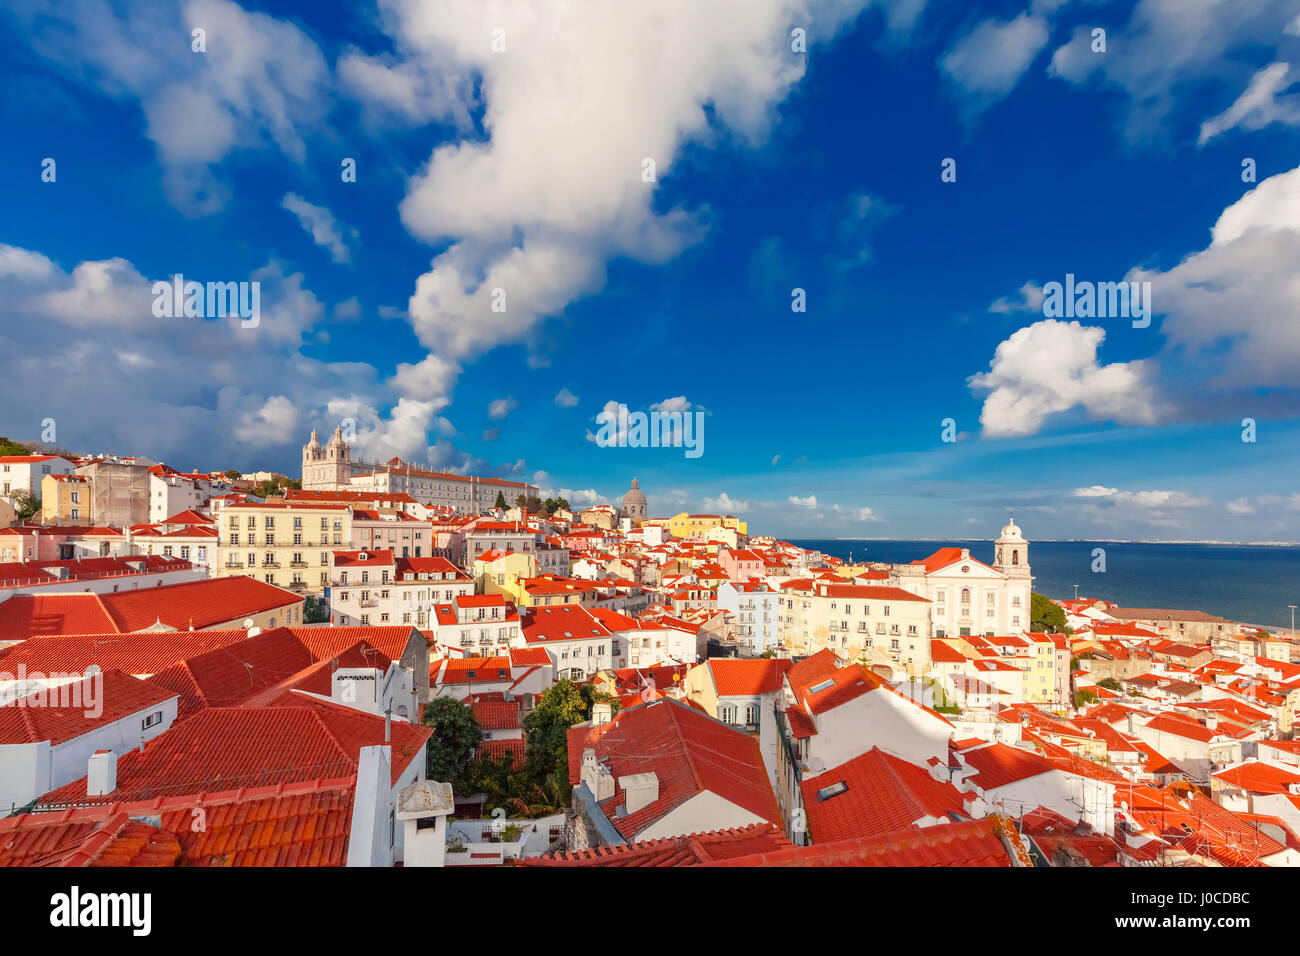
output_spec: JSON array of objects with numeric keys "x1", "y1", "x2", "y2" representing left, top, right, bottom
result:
[
  {"x1": 890, "y1": 518, "x2": 1033, "y2": 639},
  {"x1": 0, "y1": 454, "x2": 74, "y2": 496},
  {"x1": 717, "y1": 580, "x2": 779, "y2": 654}
]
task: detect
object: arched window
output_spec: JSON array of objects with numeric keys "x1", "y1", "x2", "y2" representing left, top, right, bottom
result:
[
  {"x1": 960, "y1": 588, "x2": 971, "y2": 605},
  {"x1": 1012, "y1": 550, "x2": 1019, "y2": 566}
]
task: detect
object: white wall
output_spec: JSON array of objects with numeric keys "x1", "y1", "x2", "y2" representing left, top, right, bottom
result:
[
  {"x1": 0, "y1": 694, "x2": 178, "y2": 809},
  {"x1": 633, "y1": 789, "x2": 767, "y2": 842}
]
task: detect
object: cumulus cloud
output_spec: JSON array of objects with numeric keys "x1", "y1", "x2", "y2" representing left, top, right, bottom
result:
[
  {"x1": 10, "y1": 0, "x2": 331, "y2": 214},
  {"x1": 940, "y1": 12, "x2": 1050, "y2": 109},
  {"x1": 1072, "y1": 487, "x2": 1209, "y2": 508},
  {"x1": 1130, "y1": 163, "x2": 1300, "y2": 391},
  {"x1": 969, "y1": 320, "x2": 1163, "y2": 437},
  {"x1": 235, "y1": 395, "x2": 299, "y2": 443},
  {"x1": 702, "y1": 492, "x2": 748, "y2": 513},
  {"x1": 385, "y1": 0, "x2": 913, "y2": 407},
  {"x1": 487, "y1": 396, "x2": 519, "y2": 420},
  {"x1": 1048, "y1": 0, "x2": 1298, "y2": 144},
  {"x1": 788, "y1": 494, "x2": 818, "y2": 508},
  {"x1": 0, "y1": 242, "x2": 468, "y2": 470},
  {"x1": 281, "y1": 193, "x2": 354, "y2": 264},
  {"x1": 555, "y1": 387, "x2": 579, "y2": 407},
  {"x1": 988, "y1": 281, "x2": 1045, "y2": 314}
]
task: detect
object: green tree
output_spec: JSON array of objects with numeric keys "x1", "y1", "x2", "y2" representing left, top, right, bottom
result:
[
  {"x1": 0, "y1": 436, "x2": 29, "y2": 457},
  {"x1": 10, "y1": 489, "x2": 39, "y2": 521},
  {"x1": 555, "y1": 497, "x2": 570, "y2": 512},
  {"x1": 303, "y1": 595, "x2": 329, "y2": 624},
  {"x1": 1030, "y1": 593, "x2": 1071, "y2": 634},
  {"x1": 542, "y1": 497, "x2": 557, "y2": 515},
  {"x1": 1074, "y1": 688, "x2": 1098, "y2": 709},
  {"x1": 522, "y1": 680, "x2": 620, "y2": 786},
  {"x1": 495, "y1": 490, "x2": 507, "y2": 510},
  {"x1": 222, "y1": 469, "x2": 241, "y2": 479},
  {"x1": 422, "y1": 697, "x2": 482, "y2": 786},
  {"x1": 515, "y1": 494, "x2": 527, "y2": 508},
  {"x1": 523, "y1": 680, "x2": 589, "y2": 782},
  {"x1": 1097, "y1": 677, "x2": 1122, "y2": 692}
]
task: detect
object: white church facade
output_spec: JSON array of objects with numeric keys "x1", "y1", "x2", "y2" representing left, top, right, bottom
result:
[{"x1": 889, "y1": 518, "x2": 1033, "y2": 638}]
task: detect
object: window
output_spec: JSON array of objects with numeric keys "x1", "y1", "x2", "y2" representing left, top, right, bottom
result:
[{"x1": 142, "y1": 711, "x2": 164, "y2": 730}]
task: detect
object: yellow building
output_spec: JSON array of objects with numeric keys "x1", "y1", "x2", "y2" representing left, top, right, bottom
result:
[
  {"x1": 215, "y1": 500, "x2": 353, "y2": 593},
  {"x1": 40, "y1": 473, "x2": 92, "y2": 525},
  {"x1": 667, "y1": 512, "x2": 747, "y2": 539},
  {"x1": 474, "y1": 549, "x2": 537, "y2": 595}
]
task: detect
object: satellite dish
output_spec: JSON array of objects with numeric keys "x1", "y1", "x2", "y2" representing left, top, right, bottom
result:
[{"x1": 242, "y1": 617, "x2": 255, "y2": 628}]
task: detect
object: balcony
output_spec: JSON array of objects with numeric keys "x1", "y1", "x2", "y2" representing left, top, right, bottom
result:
[
  {"x1": 223, "y1": 561, "x2": 244, "y2": 569},
  {"x1": 261, "y1": 562, "x2": 281, "y2": 569},
  {"x1": 359, "y1": 599, "x2": 378, "y2": 608},
  {"x1": 287, "y1": 581, "x2": 308, "y2": 591},
  {"x1": 290, "y1": 561, "x2": 308, "y2": 568}
]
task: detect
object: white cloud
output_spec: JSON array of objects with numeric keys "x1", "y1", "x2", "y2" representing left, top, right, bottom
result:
[
  {"x1": 235, "y1": 394, "x2": 299, "y2": 443},
  {"x1": 281, "y1": 193, "x2": 354, "y2": 264},
  {"x1": 1199, "y1": 62, "x2": 1300, "y2": 144},
  {"x1": 1072, "y1": 487, "x2": 1209, "y2": 508},
  {"x1": 488, "y1": 396, "x2": 519, "y2": 420},
  {"x1": 788, "y1": 494, "x2": 818, "y2": 508},
  {"x1": 387, "y1": 0, "x2": 914, "y2": 405},
  {"x1": 702, "y1": 492, "x2": 748, "y2": 513},
  {"x1": 1048, "y1": 0, "x2": 1298, "y2": 143},
  {"x1": 771, "y1": 454, "x2": 781, "y2": 466},
  {"x1": 12, "y1": 0, "x2": 331, "y2": 213},
  {"x1": 1073, "y1": 485, "x2": 1117, "y2": 498},
  {"x1": 969, "y1": 320, "x2": 1163, "y2": 437},
  {"x1": 0, "y1": 244, "x2": 56, "y2": 281},
  {"x1": 988, "y1": 281, "x2": 1045, "y2": 314},
  {"x1": 1131, "y1": 164, "x2": 1300, "y2": 389},
  {"x1": 940, "y1": 12, "x2": 1050, "y2": 107},
  {"x1": 555, "y1": 387, "x2": 579, "y2": 407},
  {"x1": 0, "y1": 242, "x2": 458, "y2": 470}
]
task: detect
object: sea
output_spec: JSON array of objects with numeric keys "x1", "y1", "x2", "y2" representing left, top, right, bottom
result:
[{"x1": 788, "y1": 539, "x2": 1300, "y2": 632}]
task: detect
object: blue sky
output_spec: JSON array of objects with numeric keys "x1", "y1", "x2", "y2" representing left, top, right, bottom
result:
[{"x1": 2, "y1": 0, "x2": 1300, "y2": 540}]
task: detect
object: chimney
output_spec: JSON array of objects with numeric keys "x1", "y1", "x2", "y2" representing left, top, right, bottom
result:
[
  {"x1": 619, "y1": 772, "x2": 659, "y2": 814},
  {"x1": 384, "y1": 707, "x2": 392, "y2": 742},
  {"x1": 87, "y1": 750, "x2": 117, "y2": 796},
  {"x1": 1205, "y1": 714, "x2": 1217, "y2": 731},
  {"x1": 592, "y1": 701, "x2": 613, "y2": 726},
  {"x1": 247, "y1": 626, "x2": 261, "y2": 639},
  {"x1": 1126, "y1": 713, "x2": 1135, "y2": 735}
]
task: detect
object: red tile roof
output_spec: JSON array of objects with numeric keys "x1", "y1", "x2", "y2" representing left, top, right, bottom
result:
[
  {"x1": 0, "y1": 777, "x2": 356, "y2": 866},
  {"x1": 0, "y1": 629, "x2": 253, "y2": 677},
  {"x1": 36, "y1": 699, "x2": 429, "y2": 805},
  {"x1": 523, "y1": 823, "x2": 791, "y2": 866},
  {"x1": 958, "y1": 742, "x2": 1056, "y2": 789},
  {"x1": 0, "y1": 670, "x2": 177, "y2": 745},
  {"x1": 566, "y1": 698, "x2": 780, "y2": 840},
  {"x1": 801, "y1": 748, "x2": 965, "y2": 842},
  {"x1": 0, "y1": 577, "x2": 300, "y2": 641},
  {"x1": 703, "y1": 816, "x2": 1024, "y2": 867},
  {"x1": 706, "y1": 658, "x2": 792, "y2": 697}
]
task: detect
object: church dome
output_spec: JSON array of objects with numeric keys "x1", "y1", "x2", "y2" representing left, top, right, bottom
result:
[
  {"x1": 999, "y1": 516, "x2": 1023, "y2": 540},
  {"x1": 622, "y1": 477, "x2": 647, "y2": 516}
]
